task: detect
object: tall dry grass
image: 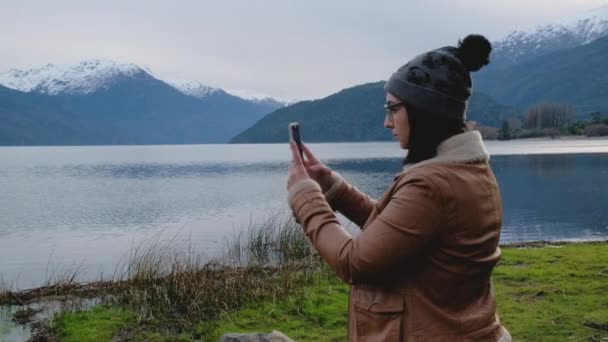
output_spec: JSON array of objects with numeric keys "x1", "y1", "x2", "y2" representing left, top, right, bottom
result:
[
  {"x1": 225, "y1": 214, "x2": 315, "y2": 266},
  {"x1": 112, "y1": 213, "x2": 323, "y2": 330}
]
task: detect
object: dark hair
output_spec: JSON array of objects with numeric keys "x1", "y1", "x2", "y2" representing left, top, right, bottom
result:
[{"x1": 404, "y1": 103, "x2": 467, "y2": 165}]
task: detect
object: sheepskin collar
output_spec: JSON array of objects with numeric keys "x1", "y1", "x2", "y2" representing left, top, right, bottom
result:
[{"x1": 401, "y1": 130, "x2": 489, "y2": 174}]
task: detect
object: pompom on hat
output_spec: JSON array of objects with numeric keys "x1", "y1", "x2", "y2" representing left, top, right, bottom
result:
[{"x1": 384, "y1": 34, "x2": 492, "y2": 120}]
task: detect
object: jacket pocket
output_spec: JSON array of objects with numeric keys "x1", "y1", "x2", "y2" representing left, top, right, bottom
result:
[{"x1": 353, "y1": 288, "x2": 404, "y2": 341}]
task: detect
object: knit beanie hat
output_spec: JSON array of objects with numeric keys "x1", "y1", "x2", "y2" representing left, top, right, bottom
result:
[{"x1": 384, "y1": 34, "x2": 492, "y2": 120}]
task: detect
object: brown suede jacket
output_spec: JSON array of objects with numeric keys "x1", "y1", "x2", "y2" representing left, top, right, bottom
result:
[{"x1": 288, "y1": 131, "x2": 511, "y2": 341}]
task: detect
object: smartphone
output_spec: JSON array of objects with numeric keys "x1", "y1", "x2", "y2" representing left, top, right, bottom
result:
[{"x1": 289, "y1": 122, "x2": 304, "y2": 159}]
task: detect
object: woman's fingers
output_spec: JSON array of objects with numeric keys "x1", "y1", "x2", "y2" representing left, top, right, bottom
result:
[
  {"x1": 308, "y1": 164, "x2": 330, "y2": 175},
  {"x1": 287, "y1": 144, "x2": 311, "y2": 191},
  {"x1": 290, "y1": 142, "x2": 304, "y2": 167}
]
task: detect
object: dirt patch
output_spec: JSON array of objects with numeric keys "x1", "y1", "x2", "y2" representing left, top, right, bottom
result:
[
  {"x1": 111, "y1": 326, "x2": 139, "y2": 342},
  {"x1": 110, "y1": 325, "x2": 183, "y2": 342},
  {"x1": 584, "y1": 320, "x2": 608, "y2": 331}
]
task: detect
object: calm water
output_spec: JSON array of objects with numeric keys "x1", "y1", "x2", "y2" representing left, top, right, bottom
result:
[{"x1": 1, "y1": 139, "x2": 608, "y2": 290}]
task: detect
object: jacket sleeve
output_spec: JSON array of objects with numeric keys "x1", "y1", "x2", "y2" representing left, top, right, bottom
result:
[
  {"x1": 323, "y1": 171, "x2": 376, "y2": 228},
  {"x1": 288, "y1": 175, "x2": 443, "y2": 285}
]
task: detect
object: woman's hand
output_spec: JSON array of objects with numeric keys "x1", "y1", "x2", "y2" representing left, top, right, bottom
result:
[
  {"x1": 287, "y1": 142, "x2": 311, "y2": 191},
  {"x1": 301, "y1": 144, "x2": 334, "y2": 192}
]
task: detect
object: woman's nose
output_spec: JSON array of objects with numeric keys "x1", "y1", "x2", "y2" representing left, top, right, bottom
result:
[{"x1": 384, "y1": 114, "x2": 393, "y2": 128}]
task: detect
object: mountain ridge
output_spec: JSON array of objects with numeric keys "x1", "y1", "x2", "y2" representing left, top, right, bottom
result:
[
  {"x1": 230, "y1": 82, "x2": 519, "y2": 144},
  {"x1": 475, "y1": 33, "x2": 608, "y2": 113}
]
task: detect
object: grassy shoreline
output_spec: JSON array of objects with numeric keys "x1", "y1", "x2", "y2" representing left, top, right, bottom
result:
[{"x1": 2, "y1": 232, "x2": 607, "y2": 341}]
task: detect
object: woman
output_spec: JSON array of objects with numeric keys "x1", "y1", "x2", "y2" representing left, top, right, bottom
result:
[{"x1": 287, "y1": 34, "x2": 511, "y2": 341}]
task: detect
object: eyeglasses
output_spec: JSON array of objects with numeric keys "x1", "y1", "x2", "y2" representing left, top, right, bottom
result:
[{"x1": 384, "y1": 102, "x2": 405, "y2": 115}]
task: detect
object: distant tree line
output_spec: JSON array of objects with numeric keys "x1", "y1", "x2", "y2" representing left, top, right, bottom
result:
[{"x1": 472, "y1": 102, "x2": 608, "y2": 140}]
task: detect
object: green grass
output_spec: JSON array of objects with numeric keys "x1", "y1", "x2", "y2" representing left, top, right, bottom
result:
[
  {"x1": 53, "y1": 242, "x2": 608, "y2": 341},
  {"x1": 53, "y1": 307, "x2": 136, "y2": 342},
  {"x1": 200, "y1": 276, "x2": 349, "y2": 342},
  {"x1": 493, "y1": 243, "x2": 608, "y2": 341}
]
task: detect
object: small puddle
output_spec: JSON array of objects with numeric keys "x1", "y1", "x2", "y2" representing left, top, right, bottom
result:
[{"x1": 1, "y1": 298, "x2": 99, "y2": 342}]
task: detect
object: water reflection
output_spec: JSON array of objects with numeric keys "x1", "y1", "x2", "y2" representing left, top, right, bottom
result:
[
  {"x1": 526, "y1": 154, "x2": 577, "y2": 177},
  {"x1": 491, "y1": 154, "x2": 608, "y2": 242}
]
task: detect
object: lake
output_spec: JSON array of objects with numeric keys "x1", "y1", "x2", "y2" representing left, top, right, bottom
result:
[{"x1": 1, "y1": 138, "x2": 608, "y2": 289}]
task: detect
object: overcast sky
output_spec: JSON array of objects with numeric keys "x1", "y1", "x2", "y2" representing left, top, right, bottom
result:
[{"x1": 1, "y1": 0, "x2": 607, "y2": 100}]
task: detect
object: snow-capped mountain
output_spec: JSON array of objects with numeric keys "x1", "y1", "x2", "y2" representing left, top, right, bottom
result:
[
  {"x1": 170, "y1": 81, "x2": 222, "y2": 99},
  {"x1": 247, "y1": 97, "x2": 291, "y2": 108},
  {"x1": 0, "y1": 59, "x2": 148, "y2": 95},
  {"x1": 0, "y1": 59, "x2": 290, "y2": 145},
  {"x1": 0, "y1": 59, "x2": 290, "y2": 109},
  {"x1": 492, "y1": 5, "x2": 608, "y2": 67},
  {"x1": 225, "y1": 90, "x2": 292, "y2": 107}
]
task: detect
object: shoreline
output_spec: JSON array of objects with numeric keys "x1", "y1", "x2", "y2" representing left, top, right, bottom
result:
[
  {"x1": 1, "y1": 134, "x2": 607, "y2": 148},
  {"x1": 0, "y1": 237, "x2": 605, "y2": 297},
  {"x1": 2, "y1": 238, "x2": 607, "y2": 303},
  {"x1": 499, "y1": 237, "x2": 608, "y2": 248}
]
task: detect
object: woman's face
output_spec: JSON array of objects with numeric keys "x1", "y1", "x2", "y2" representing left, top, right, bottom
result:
[{"x1": 384, "y1": 93, "x2": 410, "y2": 149}]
